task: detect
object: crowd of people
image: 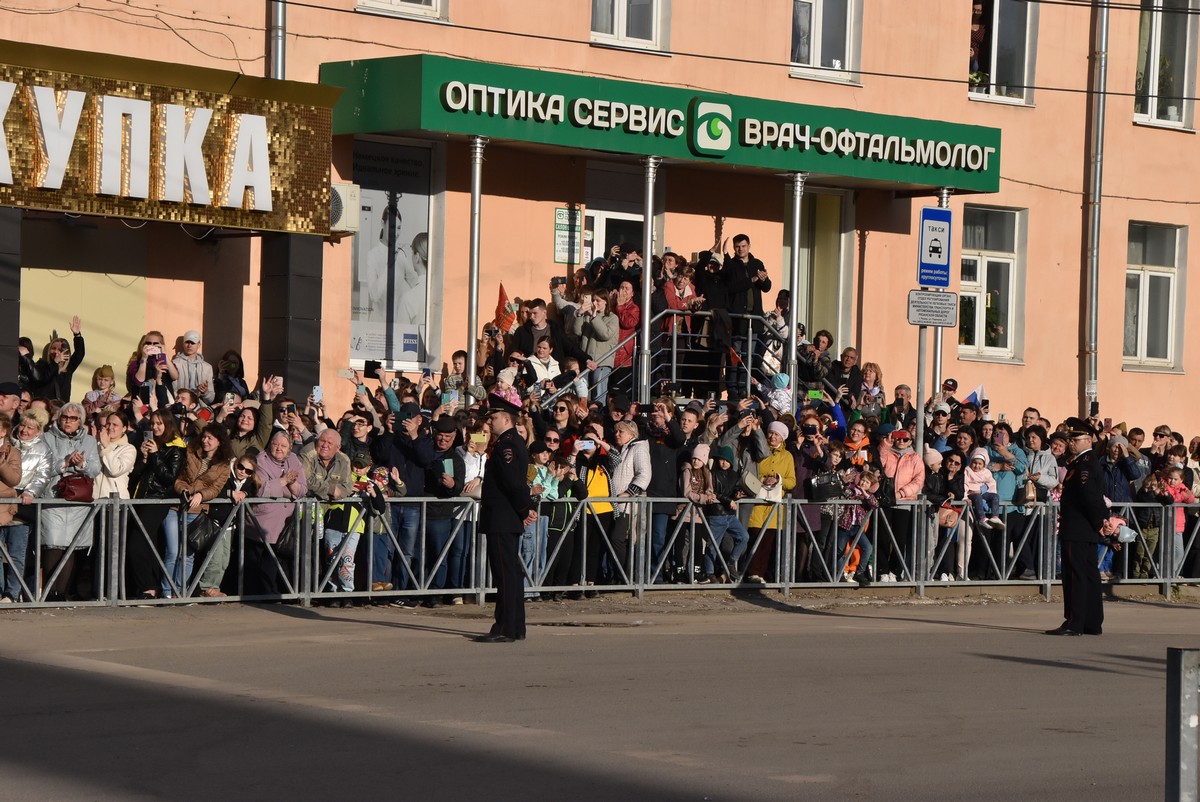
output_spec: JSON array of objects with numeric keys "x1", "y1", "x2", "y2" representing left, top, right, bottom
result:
[{"x1": 2, "y1": 238, "x2": 1199, "y2": 604}]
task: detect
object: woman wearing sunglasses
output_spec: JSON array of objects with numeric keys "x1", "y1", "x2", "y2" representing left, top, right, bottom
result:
[{"x1": 40, "y1": 403, "x2": 100, "y2": 601}]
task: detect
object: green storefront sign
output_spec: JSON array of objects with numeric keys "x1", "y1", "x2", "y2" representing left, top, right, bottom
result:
[{"x1": 321, "y1": 55, "x2": 1001, "y2": 193}]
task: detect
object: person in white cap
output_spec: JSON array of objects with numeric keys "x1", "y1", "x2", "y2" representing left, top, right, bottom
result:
[{"x1": 173, "y1": 330, "x2": 215, "y2": 404}]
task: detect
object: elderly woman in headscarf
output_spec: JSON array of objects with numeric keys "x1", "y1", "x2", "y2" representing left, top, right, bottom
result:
[
  {"x1": 248, "y1": 429, "x2": 307, "y2": 595},
  {"x1": 39, "y1": 402, "x2": 101, "y2": 601}
]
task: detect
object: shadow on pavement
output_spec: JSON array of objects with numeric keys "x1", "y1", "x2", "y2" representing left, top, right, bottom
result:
[
  {"x1": 969, "y1": 652, "x2": 1153, "y2": 677},
  {"x1": 250, "y1": 601, "x2": 484, "y2": 640},
  {"x1": 0, "y1": 656, "x2": 708, "y2": 802},
  {"x1": 731, "y1": 590, "x2": 1035, "y2": 633}
]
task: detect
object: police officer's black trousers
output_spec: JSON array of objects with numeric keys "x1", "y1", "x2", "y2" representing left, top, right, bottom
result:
[
  {"x1": 1061, "y1": 540, "x2": 1103, "y2": 634},
  {"x1": 486, "y1": 529, "x2": 524, "y2": 638}
]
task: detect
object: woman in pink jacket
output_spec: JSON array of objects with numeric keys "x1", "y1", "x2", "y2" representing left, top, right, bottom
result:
[{"x1": 876, "y1": 429, "x2": 925, "y2": 582}]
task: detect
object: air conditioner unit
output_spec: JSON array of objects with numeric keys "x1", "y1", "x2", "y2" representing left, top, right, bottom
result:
[{"x1": 330, "y1": 183, "x2": 361, "y2": 234}]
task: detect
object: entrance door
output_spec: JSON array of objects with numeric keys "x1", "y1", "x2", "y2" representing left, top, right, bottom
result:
[{"x1": 583, "y1": 209, "x2": 644, "y2": 266}]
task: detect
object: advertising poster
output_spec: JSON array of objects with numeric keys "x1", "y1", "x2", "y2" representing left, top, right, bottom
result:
[{"x1": 351, "y1": 140, "x2": 431, "y2": 363}]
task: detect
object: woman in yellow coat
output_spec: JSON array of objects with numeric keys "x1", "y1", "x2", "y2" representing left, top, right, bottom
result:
[{"x1": 744, "y1": 420, "x2": 797, "y2": 582}]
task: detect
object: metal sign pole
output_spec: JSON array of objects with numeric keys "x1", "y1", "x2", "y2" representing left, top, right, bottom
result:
[
  {"x1": 1167, "y1": 648, "x2": 1199, "y2": 802},
  {"x1": 637, "y1": 156, "x2": 661, "y2": 404},
  {"x1": 933, "y1": 187, "x2": 953, "y2": 391},
  {"x1": 465, "y1": 136, "x2": 488, "y2": 405}
]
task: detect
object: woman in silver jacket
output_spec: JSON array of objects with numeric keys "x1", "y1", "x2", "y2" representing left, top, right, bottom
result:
[
  {"x1": 3, "y1": 408, "x2": 52, "y2": 602},
  {"x1": 40, "y1": 403, "x2": 100, "y2": 601}
]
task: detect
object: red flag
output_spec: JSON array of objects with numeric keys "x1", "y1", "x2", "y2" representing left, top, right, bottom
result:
[
  {"x1": 728, "y1": 346, "x2": 743, "y2": 366},
  {"x1": 494, "y1": 283, "x2": 517, "y2": 334}
]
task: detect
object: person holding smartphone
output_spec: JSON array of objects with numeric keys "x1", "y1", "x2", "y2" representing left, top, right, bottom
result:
[{"x1": 126, "y1": 331, "x2": 178, "y2": 409}]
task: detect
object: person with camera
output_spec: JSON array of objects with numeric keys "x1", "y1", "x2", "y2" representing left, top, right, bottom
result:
[
  {"x1": 127, "y1": 331, "x2": 179, "y2": 409},
  {"x1": 371, "y1": 401, "x2": 436, "y2": 596},
  {"x1": 422, "y1": 416, "x2": 466, "y2": 606},
  {"x1": 790, "y1": 416, "x2": 834, "y2": 582},
  {"x1": 221, "y1": 376, "x2": 283, "y2": 460},
  {"x1": 594, "y1": 243, "x2": 643, "y2": 293},
  {"x1": 569, "y1": 289, "x2": 618, "y2": 405},
  {"x1": 129, "y1": 410, "x2": 188, "y2": 599}
]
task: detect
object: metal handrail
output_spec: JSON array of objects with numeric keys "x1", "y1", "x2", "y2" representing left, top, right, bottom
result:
[
  {"x1": 540, "y1": 307, "x2": 787, "y2": 408},
  {"x1": 1, "y1": 495, "x2": 1195, "y2": 607}
]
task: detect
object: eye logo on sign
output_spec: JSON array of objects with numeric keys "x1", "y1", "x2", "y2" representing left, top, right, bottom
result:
[{"x1": 689, "y1": 99, "x2": 733, "y2": 157}]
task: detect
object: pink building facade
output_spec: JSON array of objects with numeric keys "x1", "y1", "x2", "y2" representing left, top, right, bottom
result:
[{"x1": 3, "y1": 1, "x2": 1197, "y2": 427}]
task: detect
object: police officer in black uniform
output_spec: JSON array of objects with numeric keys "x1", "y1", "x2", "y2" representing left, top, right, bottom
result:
[
  {"x1": 1046, "y1": 417, "x2": 1109, "y2": 636},
  {"x1": 476, "y1": 394, "x2": 535, "y2": 643}
]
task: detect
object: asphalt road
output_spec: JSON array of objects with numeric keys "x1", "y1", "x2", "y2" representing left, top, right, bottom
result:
[{"x1": 0, "y1": 593, "x2": 1195, "y2": 801}]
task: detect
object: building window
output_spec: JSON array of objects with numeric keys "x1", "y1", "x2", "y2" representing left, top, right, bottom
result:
[
  {"x1": 968, "y1": 0, "x2": 1036, "y2": 102},
  {"x1": 1124, "y1": 222, "x2": 1183, "y2": 366},
  {"x1": 591, "y1": 0, "x2": 663, "y2": 49},
  {"x1": 959, "y1": 207, "x2": 1019, "y2": 359},
  {"x1": 790, "y1": 0, "x2": 860, "y2": 79},
  {"x1": 1135, "y1": 0, "x2": 1195, "y2": 125},
  {"x1": 357, "y1": 0, "x2": 446, "y2": 20}
]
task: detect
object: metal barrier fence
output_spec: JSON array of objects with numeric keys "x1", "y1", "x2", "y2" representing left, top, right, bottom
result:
[{"x1": 0, "y1": 496, "x2": 1197, "y2": 608}]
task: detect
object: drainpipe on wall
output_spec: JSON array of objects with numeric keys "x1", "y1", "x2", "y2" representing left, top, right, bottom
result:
[
  {"x1": 270, "y1": 0, "x2": 286, "y2": 80},
  {"x1": 1083, "y1": 0, "x2": 1109, "y2": 414}
]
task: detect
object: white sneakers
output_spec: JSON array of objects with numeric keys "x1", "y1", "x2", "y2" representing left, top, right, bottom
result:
[
  {"x1": 986, "y1": 517, "x2": 1006, "y2": 530},
  {"x1": 938, "y1": 573, "x2": 953, "y2": 582}
]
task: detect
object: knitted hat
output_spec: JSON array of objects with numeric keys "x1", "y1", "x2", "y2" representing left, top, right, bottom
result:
[
  {"x1": 923, "y1": 445, "x2": 943, "y2": 468},
  {"x1": 772, "y1": 372, "x2": 789, "y2": 390},
  {"x1": 768, "y1": 421, "x2": 789, "y2": 439},
  {"x1": 713, "y1": 445, "x2": 736, "y2": 464},
  {"x1": 497, "y1": 367, "x2": 518, "y2": 386},
  {"x1": 969, "y1": 447, "x2": 990, "y2": 465},
  {"x1": 690, "y1": 443, "x2": 711, "y2": 463}
]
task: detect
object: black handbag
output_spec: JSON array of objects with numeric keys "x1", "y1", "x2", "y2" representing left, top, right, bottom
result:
[
  {"x1": 809, "y1": 472, "x2": 845, "y2": 502},
  {"x1": 185, "y1": 512, "x2": 223, "y2": 552},
  {"x1": 274, "y1": 519, "x2": 296, "y2": 561}
]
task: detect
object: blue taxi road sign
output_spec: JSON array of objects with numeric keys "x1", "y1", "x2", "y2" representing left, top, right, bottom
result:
[{"x1": 918, "y1": 207, "x2": 953, "y2": 288}]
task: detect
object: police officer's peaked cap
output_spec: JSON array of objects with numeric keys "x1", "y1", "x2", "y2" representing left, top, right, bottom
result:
[{"x1": 485, "y1": 394, "x2": 523, "y2": 417}]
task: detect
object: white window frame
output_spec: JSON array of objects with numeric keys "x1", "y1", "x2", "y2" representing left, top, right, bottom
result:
[
  {"x1": 968, "y1": 0, "x2": 1039, "y2": 104},
  {"x1": 788, "y1": 0, "x2": 863, "y2": 83},
  {"x1": 1124, "y1": 222, "x2": 1186, "y2": 369},
  {"x1": 958, "y1": 207, "x2": 1025, "y2": 362},
  {"x1": 590, "y1": 0, "x2": 669, "y2": 52},
  {"x1": 1134, "y1": 0, "x2": 1198, "y2": 127},
  {"x1": 356, "y1": 0, "x2": 448, "y2": 22}
]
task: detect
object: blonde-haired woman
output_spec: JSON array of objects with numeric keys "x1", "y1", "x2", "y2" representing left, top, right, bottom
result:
[{"x1": 126, "y1": 331, "x2": 178, "y2": 407}]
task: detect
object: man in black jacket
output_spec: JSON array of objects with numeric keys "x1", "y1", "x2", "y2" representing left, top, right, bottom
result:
[
  {"x1": 512, "y1": 299, "x2": 589, "y2": 368},
  {"x1": 1046, "y1": 418, "x2": 1109, "y2": 636},
  {"x1": 372, "y1": 403, "x2": 435, "y2": 595},
  {"x1": 643, "y1": 399, "x2": 686, "y2": 581},
  {"x1": 423, "y1": 415, "x2": 466, "y2": 605},
  {"x1": 720, "y1": 235, "x2": 771, "y2": 395},
  {"x1": 477, "y1": 394, "x2": 535, "y2": 642}
]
